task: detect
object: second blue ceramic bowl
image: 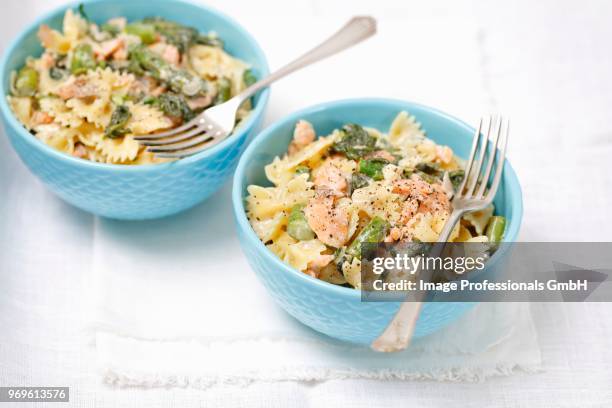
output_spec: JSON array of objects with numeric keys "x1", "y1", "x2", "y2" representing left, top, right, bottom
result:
[
  {"x1": 0, "y1": 0, "x2": 270, "y2": 220},
  {"x1": 232, "y1": 98, "x2": 523, "y2": 345}
]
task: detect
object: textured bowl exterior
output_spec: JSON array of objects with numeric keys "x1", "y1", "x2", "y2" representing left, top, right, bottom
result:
[
  {"x1": 5, "y1": 124, "x2": 256, "y2": 219},
  {"x1": 0, "y1": 0, "x2": 270, "y2": 220},
  {"x1": 238, "y1": 231, "x2": 477, "y2": 344},
  {"x1": 233, "y1": 98, "x2": 523, "y2": 345}
]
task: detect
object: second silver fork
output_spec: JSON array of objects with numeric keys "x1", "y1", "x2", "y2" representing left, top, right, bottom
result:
[{"x1": 136, "y1": 16, "x2": 377, "y2": 158}]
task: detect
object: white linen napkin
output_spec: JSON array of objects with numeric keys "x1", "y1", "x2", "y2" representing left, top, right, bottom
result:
[{"x1": 89, "y1": 183, "x2": 541, "y2": 388}]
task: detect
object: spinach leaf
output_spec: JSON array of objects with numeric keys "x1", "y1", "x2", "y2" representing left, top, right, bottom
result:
[
  {"x1": 415, "y1": 172, "x2": 439, "y2": 184},
  {"x1": 128, "y1": 45, "x2": 166, "y2": 78},
  {"x1": 350, "y1": 173, "x2": 371, "y2": 191},
  {"x1": 144, "y1": 93, "x2": 194, "y2": 121},
  {"x1": 78, "y1": 3, "x2": 90, "y2": 22},
  {"x1": 415, "y1": 162, "x2": 442, "y2": 178},
  {"x1": 414, "y1": 162, "x2": 444, "y2": 183},
  {"x1": 403, "y1": 163, "x2": 444, "y2": 184},
  {"x1": 334, "y1": 247, "x2": 349, "y2": 273},
  {"x1": 49, "y1": 66, "x2": 67, "y2": 80},
  {"x1": 331, "y1": 123, "x2": 377, "y2": 160},
  {"x1": 195, "y1": 33, "x2": 223, "y2": 48},
  {"x1": 105, "y1": 105, "x2": 131, "y2": 138},
  {"x1": 448, "y1": 169, "x2": 465, "y2": 190},
  {"x1": 155, "y1": 93, "x2": 195, "y2": 121}
]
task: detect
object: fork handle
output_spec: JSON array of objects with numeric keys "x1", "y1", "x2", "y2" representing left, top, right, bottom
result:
[
  {"x1": 370, "y1": 210, "x2": 463, "y2": 352},
  {"x1": 235, "y1": 16, "x2": 377, "y2": 102}
]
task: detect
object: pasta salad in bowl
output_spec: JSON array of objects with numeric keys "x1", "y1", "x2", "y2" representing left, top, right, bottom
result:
[
  {"x1": 233, "y1": 98, "x2": 522, "y2": 344},
  {"x1": 0, "y1": 0, "x2": 269, "y2": 219},
  {"x1": 7, "y1": 6, "x2": 255, "y2": 165},
  {"x1": 246, "y1": 112, "x2": 504, "y2": 288}
]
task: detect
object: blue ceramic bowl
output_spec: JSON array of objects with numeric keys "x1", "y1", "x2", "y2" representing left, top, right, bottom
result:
[
  {"x1": 232, "y1": 98, "x2": 523, "y2": 345},
  {"x1": 0, "y1": 0, "x2": 269, "y2": 220}
]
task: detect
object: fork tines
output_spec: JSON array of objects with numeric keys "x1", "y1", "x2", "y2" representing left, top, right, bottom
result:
[
  {"x1": 133, "y1": 115, "x2": 228, "y2": 158},
  {"x1": 456, "y1": 115, "x2": 509, "y2": 203}
]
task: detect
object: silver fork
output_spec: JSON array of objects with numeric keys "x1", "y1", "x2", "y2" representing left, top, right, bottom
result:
[
  {"x1": 371, "y1": 115, "x2": 510, "y2": 353},
  {"x1": 136, "y1": 16, "x2": 377, "y2": 158}
]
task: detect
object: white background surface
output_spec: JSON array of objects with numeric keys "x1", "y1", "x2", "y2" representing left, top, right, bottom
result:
[{"x1": 1, "y1": 0, "x2": 612, "y2": 406}]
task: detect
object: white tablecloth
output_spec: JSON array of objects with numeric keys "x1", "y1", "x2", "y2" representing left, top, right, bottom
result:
[{"x1": 1, "y1": 0, "x2": 612, "y2": 406}]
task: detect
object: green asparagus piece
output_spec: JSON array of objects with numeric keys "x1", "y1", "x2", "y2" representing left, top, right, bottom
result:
[
  {"x1": 358, "y1": 158, "x2": 388, "y2": 181},
  {"x1": 125, "y1": 23, "x2": 157, "y2": 44},
  {"x1": 139, "y1": 17, "x2": 223, "y2": 53},
  {"x1": 128, "y1": 45, "x2": 207, "y2": 96},
  {"x1": 141, "y1": 17, "x2": 195, "y2": 52},
  {"x1": 214, "y1": 77, "x2": 232, "y2": 104},
  {"x1": 243, "y1": 69, "x2": 257, "y2": 87},
  {"x1": 485, "y1": 216, "x2": 506, "y2": 243},
  {"x1": 14, "y1": 67, "x2": 38, "y2": 96},
  {"x1": 287, "y1": 204, "x2": 315, "y2": 241},
  {"x1": 128, "y1": 45, "x2": 166, "y2": 78},
  {"x1": 71, "y1": 43, "x2": 97, "y2": 75},
  {"x1": 346, "y1": 216, "x2": 390, "y2": 259}
]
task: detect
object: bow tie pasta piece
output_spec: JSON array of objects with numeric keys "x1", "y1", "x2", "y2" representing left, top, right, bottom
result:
[
  {"x1": 127, "y1": 103, "x2": 173, "y2": 135},
  {"x1": 33, "y1": 124, "x2": 78, "y2": 155},
  {"x1": 38, "y1": 97, "x2": 84, "y2": 128},
  {"x1": 7, "y1": 97, "x2": 35, "y2": 130},
  {"x1": 96, "y1": 135, "x2": 141, "y2": 164},
  {"x1": 266, "y1": 232, "x2": 328, "y2": 273}
]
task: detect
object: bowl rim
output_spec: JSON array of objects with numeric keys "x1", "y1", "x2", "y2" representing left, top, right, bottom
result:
[
  {"x1": 0, "y1": 0, "x2": 270, "y2": 172},
  {"x1": 232, "y1": 97, "x2": 524, "y2": 300}
]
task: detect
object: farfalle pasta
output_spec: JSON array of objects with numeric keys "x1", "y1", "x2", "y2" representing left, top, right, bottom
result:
[
  {"x1": 246, "y1": 113, "x2": 507, "y2": 289},
  {"x1": 7, "y1": 7, "x2": 256, "y2": 164}
]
